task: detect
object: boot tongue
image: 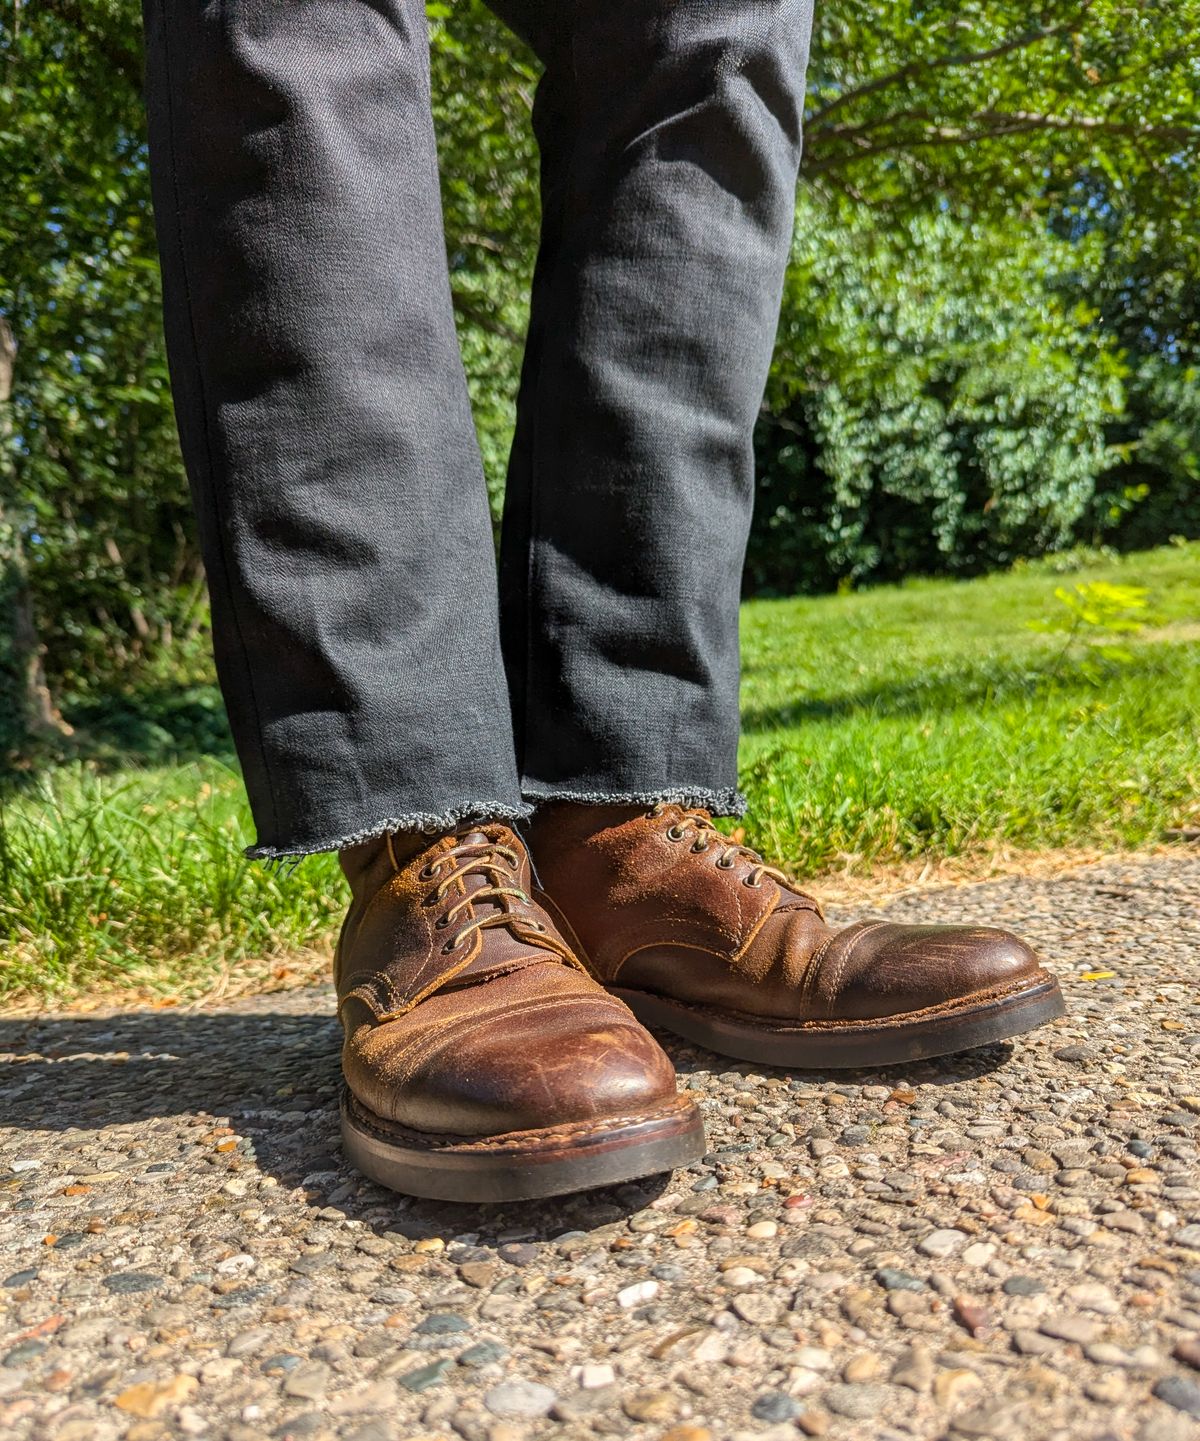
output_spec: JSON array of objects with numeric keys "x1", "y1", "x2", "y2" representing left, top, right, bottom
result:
[{"x1": 437, "y1": 829, "x2": 549, "y2": 982}]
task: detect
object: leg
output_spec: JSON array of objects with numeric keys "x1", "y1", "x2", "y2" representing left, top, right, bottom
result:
[
  {"x1": 508, "y1": 5, "x2": 1066, "y2": 1062},
  {"x1": 500, "y1": 0, "x2": 815, "y2": 812},
  {"x1": 142, "y1": 0, "x2": 523, "y2": 858},
  {"x1": 143, "y1": 0, "x2": 704, "y2": 1199}
]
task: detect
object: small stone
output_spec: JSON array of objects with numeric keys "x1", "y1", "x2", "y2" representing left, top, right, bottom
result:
[
  {"x1": 797, "y1": 1410, "x2": 830, "y2": 1437},
  {"x1": 933, "y1": 1370, "x2": 982, "y2": 1409},
  {"x1": 104, "y1": 1271, "x2": 163, "y2": 1294},
  {"x1": 415, "y1": 1313, "x2": 470, "y2": 1336},
  {"x1": 1153, "y1": 1376, "x2": 1200, "y2": 1418},
  {"x1": 616, "y1": 1280, "x2": 659, "y2": 1308},
  {"x1": 1065, "y1": 1282, "x2": 1119, "y2": 1315},
  {"x1": 1039, "y1": 1314, "x2": 1101, "y2": 1344},
  {"x1": 720, "y1": 1267, "x2": 760, "y2": 1289},
  {"x1": 731, "y1": 1293, "x2": 782, "y2": 1326},
  {"x1": 961, "y1": 1243, "x2": 995, "y2": 1267},
  {"x1": 952, "y1": 1297, "x2": 990, "y2": 1338},
  {"x1": 793, "y1": 1347, "x2": 834, "y2": 1372},
  {"x1": 876, "y1": 1267, "x2": 925, "y2": 1292},
  {"x1": 823, "y1": 1383, "x2": 896, "y2": 1420},
  {"x1": 497, "y1": 1243, "x2": 539, "y2": 1267},
  {"x1": 746, "y1": 1221, "x2": 778, "y2": 1239},
  {"x1": 918, "y1": 1229, "x2": 966, "y2": 1259},
  {"x1": 457, "y1": 1341, "x2": 507, "y2": 1369},
  {"x1": 1174, "y1": 1338, "x2": 1200, "y2": 1370},
  {"x1": 1012, "y1": 1330, "x2": 1059, "y2": 1356},
  {"x1": 484, "y1": 1382, "x2": 557, "y2": 1419},
  {"x1": 283, "y1": 1363, "x2": 333, "y2": 1400},
  {"x1": 751, "y1": 1392, "x2": 801, "y2": 1422},
  {"x1": 458, "y1": 1263, "x2": 499, "y2": 1289},
  {"x1": 114, "y1": 1375, "x2": 198, "y2": 1418},
  {"x1": 398, "y1": 1360, "x2": 453, "y2": 1393},
  {"x1": 572, "y1": 1364, "x2": 615, "y2": 1390},
  {"x1": 622, "y1": 1389, "x2": 679, "y2": 1423},
  {"x1": 1086, "y1": 1373, "x2": 1127, "y2": 1404},
  {"x1": 842, "y1": 1354, "x2": 880, "y2": 1383},
  {"x1": 1001, "y1": 1275, "x2": 1045, "y2": 1296},
  {"x1": 890, "y1": 1345, "x2": 934, "y2": 1394}
]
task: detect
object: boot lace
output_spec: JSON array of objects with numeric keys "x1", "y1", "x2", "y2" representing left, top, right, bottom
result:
[
  {"x1": 388, "y1": 831, "x2": 547, "y2": 954},
  {"x1": 647, "y1": 803, "x2": 807, "y2": 895}
]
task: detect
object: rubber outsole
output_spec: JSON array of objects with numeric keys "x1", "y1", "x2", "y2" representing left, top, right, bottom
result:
[
  {"x1": 339, "y1": 1090, "x2": 707, "y2": 1203},
  {"x1": 608, "y1": 974, "x2": 1067, "y2": 1070}
]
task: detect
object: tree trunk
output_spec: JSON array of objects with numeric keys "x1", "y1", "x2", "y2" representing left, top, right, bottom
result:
[{"x1": 0, "y1": 315, "x2": 74, "y2": 744}]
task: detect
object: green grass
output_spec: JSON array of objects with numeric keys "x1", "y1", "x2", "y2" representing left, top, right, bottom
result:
[
  {"x1": 2, "y1": 542, "x2": 1197, "y2": 1003},
  {"x1": 737, "y1": 542, "x2": 1200, "y2": 871}
]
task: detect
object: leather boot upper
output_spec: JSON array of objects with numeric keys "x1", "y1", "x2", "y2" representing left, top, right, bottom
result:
[
  {"x1": 530, "y1": 804, "x2": 1045, "y2": 1023},
  {"x1": 336, "y1": 824, "x2": 679, "y2": 1135}
]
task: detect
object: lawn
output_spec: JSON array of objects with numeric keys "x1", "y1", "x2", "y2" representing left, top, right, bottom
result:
[{"x1": 2, "y1": 542, "x2": 1197, "y2": 1003}]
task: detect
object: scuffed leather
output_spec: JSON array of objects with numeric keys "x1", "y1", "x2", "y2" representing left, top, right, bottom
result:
[
  {"x1": 530, "y1": 805, "x2": 1045, "y2": 1024},
  {"x1": 336, "y1": 824, "x2": 679, "y2": 1136}
]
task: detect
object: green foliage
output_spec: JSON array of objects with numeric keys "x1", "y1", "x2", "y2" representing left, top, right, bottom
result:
[
  {"x1": 2, "y1": 0, "x2": 1199, "y2": 755},
  {"x1": 1027, "y1": 578, "x2": 1151, "y2": 680},
  {"x1": 748, "y1": 200, "x2": 1125, "y2": 592}
]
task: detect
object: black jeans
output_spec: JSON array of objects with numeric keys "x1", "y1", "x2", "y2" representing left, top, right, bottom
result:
[{"x1": 142, "y1": 0, "x2": 814, "y2": 858}]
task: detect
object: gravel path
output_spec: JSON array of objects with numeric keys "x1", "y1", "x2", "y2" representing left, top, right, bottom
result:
[{"x1": 3, "y1": 853, "x2": 1200, "y2": 1441}]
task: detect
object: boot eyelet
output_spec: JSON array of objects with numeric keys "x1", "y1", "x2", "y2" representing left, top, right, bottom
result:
[
  {"x1": 666, "y1": 823, "x2": 686, "y2": 842},
  {"x1": 716, "y1": 854, "x2": 736, "y2": 869},
  {"x1": 743, "y1": 876, "x2": 763, "y2": 888},
  {"x1": 419, "y1": 861, "x2": 441, "y2": 881},
  {"x1": 434, "y1": 915, "x2": 448, "y2": 929},
  {"x1": 691, "y1": 840, "x2": 709, "y2": 853}
]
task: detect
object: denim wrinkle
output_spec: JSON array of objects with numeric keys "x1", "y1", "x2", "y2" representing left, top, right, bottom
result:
[{"x1": 142, "y1": 0, "x2": 814, "y2": 858}]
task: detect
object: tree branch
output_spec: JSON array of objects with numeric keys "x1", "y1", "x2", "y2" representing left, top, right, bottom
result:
[{"x1": 807, "y1": 2, "x2": 1096, "y2": 126}]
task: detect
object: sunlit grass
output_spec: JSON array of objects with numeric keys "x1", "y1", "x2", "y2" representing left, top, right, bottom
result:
[{"x1": 1, "y1": 542, "x2": 1197, "y2": 1003}]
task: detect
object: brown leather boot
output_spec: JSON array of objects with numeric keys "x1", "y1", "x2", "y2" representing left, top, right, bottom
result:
[
  {"x1": 335, "y1": 822, "x2": 705, "y2": 1202},
  {"x1": 529, "y1": 804, "x2": 1066, "y2": 1069}
]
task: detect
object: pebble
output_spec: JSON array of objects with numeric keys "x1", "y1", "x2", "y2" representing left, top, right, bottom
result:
[
  {"x1": 622, "y1": 1389, "x2": 679, "y2": 1422},
  {"x1": 1153, "y1": 1376, "x2": 1200, "y2": 1418},
  {"x1": 1002, "y1": 1275, "x2": 1045, "y2": 1296},
  {"x1": 890, "y1": 1345, "x2": 934, "y2": 1393},
  {"x1": 114, "y1": 1376, "x2": 198, "y2": 1418},
  {"x1": 398, "y1": 1360, "x2": 453, "y2": 1393},
  {"x1": 483, "y1": 1382, "x2": 557, "y2": 1419},
  {"x1": 918, "y1": 1229, "x2": 966, "y2": 1258},
  {"x1": 876, "y1": 1267, "x2": 925, "y2": 1292},
  {"x1": 571, "y1": 1364, "x2": 615, "y2": 1390},
  {"x1": 616, "y1": 1280, "x2": 659, "y2": 1308},
  {"x1": 4, "y1": 857, "x2": 1199, "y2": 1441},
  {"x1": 751, "y1": 1393, "x2": 801, "y2": 1422},
  {"x1": 731, "y1": 1294, "x2": 782, "y2": 1326},
  {"x1": 1040, "y1": 1315, "x2": 1102, "y2": 1344},
  {"x1": 823, "y1": 1383, "x2": 897, "y2": 1419},
  {"x1": 933, "y1": 1370, "x2": 983, "y2": 1408}
]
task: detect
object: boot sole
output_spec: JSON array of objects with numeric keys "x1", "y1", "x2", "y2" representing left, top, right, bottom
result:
[
  {"x1": 609, "y1": 972, "x2": 1066, "y2": 1070},
  {"x1": 340, "y1": 1089, "x2": 707, "y2": 1203}
]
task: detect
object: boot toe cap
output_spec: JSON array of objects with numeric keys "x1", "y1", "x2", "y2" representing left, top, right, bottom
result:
[
  {"x1": 814, "y1": 922, "x2": 1045, "y2": 1021},
  {"x1": 345, "y1": 966, "x2": 679, "y2": 1136}
]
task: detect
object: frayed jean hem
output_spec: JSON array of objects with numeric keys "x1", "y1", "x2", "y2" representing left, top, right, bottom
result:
[
  {"x1": 522, "y1": 785, "x2": 747, "y2": 819},
  {"x1": 244, "y1": 801, "x2": 534, "y2": 860}
]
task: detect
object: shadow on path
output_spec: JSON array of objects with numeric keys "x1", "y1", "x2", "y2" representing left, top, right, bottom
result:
[{"x1": 0, "y1": 1008, "x2": 1014, "y2": 1239}]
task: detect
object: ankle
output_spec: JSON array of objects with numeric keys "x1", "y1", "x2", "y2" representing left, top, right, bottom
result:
[{"x1": 527, "y1": 801, "x2": 646, "y2": 851}]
